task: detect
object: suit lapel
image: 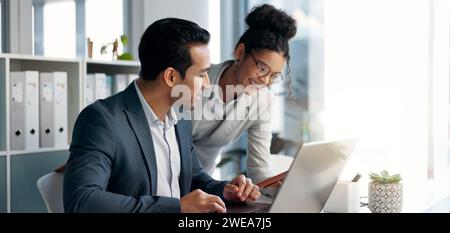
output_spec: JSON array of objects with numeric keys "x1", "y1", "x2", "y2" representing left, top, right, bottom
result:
[{"x1": 123, "y1": 83, "x2": 158, "y2": 195}]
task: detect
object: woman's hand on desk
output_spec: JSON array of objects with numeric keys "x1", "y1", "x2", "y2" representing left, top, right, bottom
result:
[{"x1": 223, "y1": 174, "x2": 261, "y2": 202}]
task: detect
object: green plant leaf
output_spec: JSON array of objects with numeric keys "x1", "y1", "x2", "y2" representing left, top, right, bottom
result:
[
  {"x1": 121, "y1": 35, "x2": 129, "y2": 46},
  {"x1": 118, "y1": 53, "x2": 133, "y2": 60},
  {"x1": 369, "y1": 170, "x2": 401, "y2": 184}
]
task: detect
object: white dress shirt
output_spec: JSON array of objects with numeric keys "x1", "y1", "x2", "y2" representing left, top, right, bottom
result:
[{"x1": 134, "y1": 81, "x2": 181, "y2": 198}]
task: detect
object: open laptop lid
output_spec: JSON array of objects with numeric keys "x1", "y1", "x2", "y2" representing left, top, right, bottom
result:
[{"x1": 269, "y1": 138, "x2": 358, "y2": 213}]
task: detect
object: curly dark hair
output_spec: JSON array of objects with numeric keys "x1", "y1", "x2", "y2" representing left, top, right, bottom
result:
[{"x1": 236, "y1": 4, "x2": 297, "y2": 61}]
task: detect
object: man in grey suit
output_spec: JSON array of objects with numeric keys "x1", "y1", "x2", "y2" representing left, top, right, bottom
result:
[{"x1": 64, "y1": 18, "x2": 261, "y2": 213}]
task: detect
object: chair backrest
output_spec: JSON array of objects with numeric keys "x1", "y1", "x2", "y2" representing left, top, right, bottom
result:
[{"x1": 36, "y1": 172, "x2": 64, "y2": 213}]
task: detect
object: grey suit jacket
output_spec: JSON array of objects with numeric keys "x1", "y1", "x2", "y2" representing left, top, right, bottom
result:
[{"x1": 64, "y1": 83, "x2": 228, "y2": 213}]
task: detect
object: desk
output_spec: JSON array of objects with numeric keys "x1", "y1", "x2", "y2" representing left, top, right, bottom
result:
[
  {"x1": 424, "y1": 196, "x2": 450, "y2": 213},
  {"x1": 248, "y1": 194, "x2": 372, "y2": 213},
  {"x1": 269, "y1": 155, "x2": 450, "y2": 213}
]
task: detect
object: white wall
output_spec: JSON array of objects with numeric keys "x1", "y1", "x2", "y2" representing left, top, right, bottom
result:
[
  {"x1": 130, "y1": 0, "x2": 220, "y2": 63},
  {"x1": 143, "y1": 0, "x2": 210, "y2": 30}
]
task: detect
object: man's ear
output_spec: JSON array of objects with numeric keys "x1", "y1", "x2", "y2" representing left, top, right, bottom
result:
[
  {"x1": 234, "y1": 43, "x2": 246, "y2": 62},
  {"x1": 162, "y1": 67, "x2": 177, "y2": 88}
]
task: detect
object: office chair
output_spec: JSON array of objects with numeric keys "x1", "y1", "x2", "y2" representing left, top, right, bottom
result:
[{"x1": 36, "y1": 171, "x2": 64, "y2": 213}]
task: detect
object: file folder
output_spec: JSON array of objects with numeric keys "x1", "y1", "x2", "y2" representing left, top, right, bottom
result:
[
  {"x1": 39, "y1": 72, "x2": 68, "y2": 148},
  {"x1": 113, "y1": 74, "x2": 128, "y2": 94},
  {"x1": 128, "y1": 74, "x2": 138, "y2": 85},
  {"x1": 84, "y1": 74, "x2": 95, "y2": 107},
  {"x1": 93, "y1": 73, "x2": 107, "y2": 100},
  {"x1": 10, "y1": 71, "x2": 40, "y2": 150},
  {"x1": 105, "y1": 75, "x2": 112, "y2": 97}
]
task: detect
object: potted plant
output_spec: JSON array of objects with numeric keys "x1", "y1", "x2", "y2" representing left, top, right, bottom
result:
[
  {"x1": 368, "y1": 170, "x2": 403, "y2": 213},
  {"x1": 100, "y1": 35, "x2": 134, "y2": 61}
]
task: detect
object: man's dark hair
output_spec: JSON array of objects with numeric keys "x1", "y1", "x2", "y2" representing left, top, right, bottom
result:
[
  {"x1": 138, "y1": 18, "x2": 210, "y2": 81},
  {"x1": 236, "y1": 4, "x2": 297, "y2": 62}
]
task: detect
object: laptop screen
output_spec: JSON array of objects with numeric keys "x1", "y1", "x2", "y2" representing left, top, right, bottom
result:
[{"x1": 269, "y1": 139, "x2": 357, "y2": 213}]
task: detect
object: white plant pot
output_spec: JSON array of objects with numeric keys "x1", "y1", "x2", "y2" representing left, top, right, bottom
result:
[{"x1": 368, "y1": 182, "x2": 403, "y2": 213}]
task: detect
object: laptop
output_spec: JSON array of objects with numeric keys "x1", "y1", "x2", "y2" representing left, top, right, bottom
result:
[{"x1": 227, "y1": 138, "x2": 357, "y2": 213}]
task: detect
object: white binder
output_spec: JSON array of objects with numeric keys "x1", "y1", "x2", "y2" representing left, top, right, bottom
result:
[
  {"x1": 128, "y1": 74, "x2": 139, "y2": 85},
  {"x1": 84, "y1": 74, "x2": 95, "y2": 107},
  {"x1": 39, "y1": 72, "x2": 68, "y2": 148},
  {"x1": 113, "y1": 74, "x2": 128, "y2": 94},
  {"x1": 10, "y1": 71, "x2": 40, "y2": 150},
  {"x1": 93, "y1": 73, "x2": 107, "y2": 100},
  {"x1": 105, "y1": 75, "x2": 112, "y2": 97},
  {"x1": 53, "y1": 72, "x2": 68, "y2": 147}
]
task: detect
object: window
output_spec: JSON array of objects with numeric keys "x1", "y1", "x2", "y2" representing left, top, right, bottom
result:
[
  {"x1": 244, "y1": 0, "x2": 449, "y2": 211},
  {"x1": 86, "y1": 0, "x2": 123, "y2": 60},
  {"x1": 39, "y1": 0, "x2": 76, "y2": 58},
  {"x1": 0, "y1": 0, "x2": 4, "y2": 53},
  {"x1": 207, "y1": 0, "x2": 220, "y2": 64},
  {"x1": 247, "y1": 0, "x2": 324, "y2": 145},
  {"x1": 324, "y1": 0, "x2": 450, "y2": 211},
  {"x1": 33, "y1": 0, "x2": 125, "y2": 59},
  {"x1": 0, "y1": 0, "x2": 2, "y2": 52}
]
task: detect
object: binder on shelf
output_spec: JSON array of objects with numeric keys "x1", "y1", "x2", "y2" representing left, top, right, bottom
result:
[
  {"x1": 128, "y1": 74, "x2": 139, "y2": 85},
  {"x1": 105, "y1": 75, "x2": 112, "y2": 97},
  {"x1": 10, "y1": 71, "x2": 40, "y2": 150},
  {"x1": 84, "y1": 74, "x2": 95, "y2": 106},
  {"x1": 93, "y1": 73, "x2": 107, "y2": 100},
  {"x1": 39, "y1": 72, "x2": 68, "y2": 148},
  {"x1": 113, "y1": 74, "x2": 129, "y2": 94}
]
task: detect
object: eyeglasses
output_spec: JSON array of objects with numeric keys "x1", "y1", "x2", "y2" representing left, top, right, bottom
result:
[{"x1": 249, "y1": 52, "x2": 286, "y2": 87}]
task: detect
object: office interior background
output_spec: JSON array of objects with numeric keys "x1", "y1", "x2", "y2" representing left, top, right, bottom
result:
[{"x1": 0, "y1": 0, "x2": 449, "y2": 213}]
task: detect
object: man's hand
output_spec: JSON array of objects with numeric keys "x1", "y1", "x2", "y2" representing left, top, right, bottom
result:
[
  {"x1": 223, "y1": 174, "x2": 261, "y2": 202},
  {"x1": 180, "y1": 189, "x2": 226, "y2": 213}
]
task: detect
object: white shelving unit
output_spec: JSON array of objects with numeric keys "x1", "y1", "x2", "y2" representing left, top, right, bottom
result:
[
  {"x1": 0, "y1": 53, "x2": 140, "y2": 213},
  {"x1": 85, "y1": 58, "x2": 141, "y2": 67},
  {"x1": 6, "y1": 54, "x2": 82, "y2": 143},
  {"x1": 9, "y1": 146, "x2": 70, "y2": 156},
  {"x1": 0, "y1": 57, "x2": 7, "y2": 153},
  {"x1": 84, "y1": 59, "x2": 140, "y2": 85}
]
